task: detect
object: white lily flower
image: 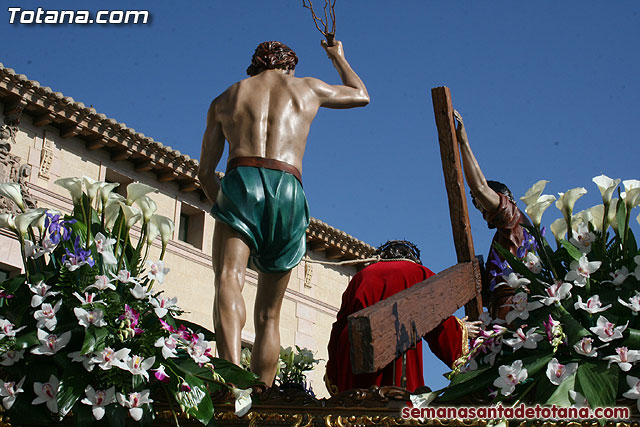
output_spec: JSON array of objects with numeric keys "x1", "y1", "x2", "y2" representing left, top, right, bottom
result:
[
  {"x1": 32, "y1": 374, "x2": 59, "y2": 413},
  {"x1": 564, "y1": 254, "x2": 601, "y2": 287},
  {"x1": 68, "y1": 351, "x2": 97, "y2": 372},
  {"x1": 497, "y1": 272, "x2": 530, "y2": 290},
  {"x1": 122, "y1": 354, "x2": 155, "y2": 380},
  {"x1": 607, "y1": 198, "x2": 620, "y2": 231},
  {"x1": 525, "y1": 194, "x2": 556, "y2": 227},
  {"x1": 146, "y1": 260, "x2": 170, "y2": 284},
  {"x1": 536, "y1": 281, "x2": 572, "y2": 306},
  {"x1": 14, "y1": 208, "x2": 47, "y2": 237},
  {"x1": 150, "y1": 296, "x2": 178, "y2": 318},
  {"x1": 135, "y1": 195, "x2": 157, "y2": 223},
  {"x1": 505, "y1": 292, "x2": 543, "y2": 324},
  {"x1": 546, "y1": 358, "x2": 577, "y2": 386},
  {"x1": 93, "y1": 347, "x2": 130, "y2": 371},
  {"x1": 104, "y1": 202, "x2": 121, "y2": 230},
  {"x1": 146, "y1": 220, "x2": 160, "y2": 245},
  {"x1": 609, "y1": 266, "x2": 630, "y2": 286},
  {"x1": 23, "y1": 239, "x2": 45, "y2": 259},
  {"x1": 116, "y1": 390, "x2": 153, "y2": 421},
  {"x1": 569, "y1": 390, "x2": 589, "y2": 408},
  {"x1": 74, "y1": 307, "x2": 107, "y2": 329},
  {"x1": 619, "y1": 292, "x2": 640, "y2": 315},
  {"x1": 0, "y1": 182, "x2": 25, "y2": 211},
  {"x1": 28, "y1": 281, "x2": 59, "y2": 308},
  {"x1": 73, "y1": 291, "x2": 102, "y2": 305},
  {"x1": 550, "y1": 217, "x2": 567, "y2": 242},
  {"x1": 31, "y1": 329, "x2": 71, "y2": 355},
  {"x1": 126, "y1": 182, "x2": 157, "y2": 206},
  {"x1": 493, "y1": 360, "x2": 527, "y2": 396},
  {"x1": 525, "y1": 252, "x2": 542, "y2": 274},
  {"x1": 520, "y1": 180, "x2": 550, "y2": 207},
  {"x1": 590, "y1": 315, "x2": 627, "y2": 342},
  {"x1": 82, "y1": 176, "x2": 105, "y2": 205},
  {"x1": 120, "y1": 203, "x2": 142, "y2": 229},
  {"x1": 0, "y1": 213, "x2": 16, "y2": 231},
  {"x1": 33, "y1": 300, "x2": 62, "y2": 331},
  {"x1": 0, "y1": 349, "x2": 25, "y2": 366},
  {"x1": 94, "y1": 232, "x2": 117, "y2": 265},
  {"x1": 152, "y1": 214, "x2": 175, "y2": 246},
  {"x1": 99, "y1": 182, "x2": 120, "y2": 208},
  {"x1": 556, "y1": 187, "x2": 587, "y2": 219},
  {"x1": 623, "y1": 376, "x2": 640, "y2": 412},
  {"x1": 112, "y1": 270, "x2": 139, "y2": 285},
  {"x1": 154, "y1": 335, "x2": 180, "y2": 359},
  {"x1": 130, "y1": 283, "x2": 151, "y2": 300},
  {"x1": 0, "y1": 376, "x2": 25, "y2": 410},
  {"x1": 81, "y1": 385, "x2": 116, "y2": 421},
  {"x1": 232, "y1": 387, "x2": 253, "y2": 417},
  {"x1": 569, "y1": 222, "x2": 596, "y2": 254},
  {"x1": 54, "y1": 177, "x2": 84, "y2": 203},
  {"x1": 87, "y1": 275, "x2": 116, "y2": 291},
  {"x1": 187, "y1": 333, "x2": 211, "y2": 364},
  {"x1": 593, "y1": 175, "x2": 621, "y2": 205},
  {"x1": 604, "y1": 347, "x2": 640, "y2": 372},
  {"x1": 622, "y1": 180, "x2": 640, "y2": 209},
  {"x1": 574, "y1": 295, "x2": 611, "y2": 314},
  {"x1": 573, "y1": 337, "x2": 601, "y2": 358},
  {"x1": 586, "y1": 204, "x2": 605, "y2": 231},
  {"x1": 0, "y1": 318, "x2": 25, "y2": 340},
  {"x1": 503, "y1": 327, "x2": 543, "y2": 351}
]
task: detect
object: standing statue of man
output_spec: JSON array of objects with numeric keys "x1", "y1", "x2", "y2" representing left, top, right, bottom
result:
[
  {"x1": 454, "y1": 111, "x2": 531, "y2": 321},
  {"x1": 198, "y1": 40, "x2": 369, "y2": 385}
]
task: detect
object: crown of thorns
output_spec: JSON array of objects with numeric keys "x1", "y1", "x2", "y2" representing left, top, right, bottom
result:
[{"x1": 375, "y1": 240, "x2": 422, "y2": 264}]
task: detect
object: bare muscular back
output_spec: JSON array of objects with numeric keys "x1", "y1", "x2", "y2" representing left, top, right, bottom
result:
[{"x1": 212, "y1": 70, "x2": 320, "y2": 173}]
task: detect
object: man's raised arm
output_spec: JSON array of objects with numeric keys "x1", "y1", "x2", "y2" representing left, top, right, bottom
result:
[
  {"x1": 307, "y1": 40, "x2": 370, "y2": 109},
  {"x1": 197, "y1": 103, "x2": 225, "y2": 204}
]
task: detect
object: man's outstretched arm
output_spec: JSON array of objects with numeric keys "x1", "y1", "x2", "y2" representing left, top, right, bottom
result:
[
  {"x1": 198, "y1": 103, "x2": 225, "y2": 204},
  {"x1": 454, "y1": 111, "x2": 500, "y2": 214},
  {"x1": 307, "y1": 40, "x2": 370, "y2": 109}
]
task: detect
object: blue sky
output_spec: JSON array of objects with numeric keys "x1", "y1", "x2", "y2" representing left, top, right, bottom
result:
[{"x1": 2, "y1": 1, "x2": 639, "y2": 390}]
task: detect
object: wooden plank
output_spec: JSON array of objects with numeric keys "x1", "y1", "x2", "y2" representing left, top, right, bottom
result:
[
  {"x1": 33, "y1": 112, "x2": 55, "y2": 127},
  {"x1": 348, "y1": 259, "x2": 481, "y2": 374},
  {"x1": 326, "y1": 247, "x2": 344, "y2": 260},
  {"x1": 431, "y1": 86, "x2": 483, "y2": 319},
  {"x1": 135, "y1": 160, "x2": 153, "y2": 172},
  {"x1": 157, "y1": 172, "x2": 176, "y2": 183},
  {"x1": 60, "y1": 125, "x2": 80, "y2": 139},
  {"x1": 308, "y1": 241, "x2": 328, "y2": 252},
  {"x1": 431, "y1": 87, "x2": 475, "y2": 263},
  {"x1": 110, "y1": 149, "x2": 130, "y2": 162},
  {"x1": 179, "y1": 180, "x2": 199, "y2": 193}
]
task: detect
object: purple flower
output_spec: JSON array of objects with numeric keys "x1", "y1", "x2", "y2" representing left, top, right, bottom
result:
[
  {"x1": 61, "y1": 237, "x2": 95, "y2": 271},
  {"x1": 44, "y1": 213, "x2": 75, "y2": 245},
  {"x1": 0, "y1": 290, "x2": 13, "y2": 300},
  {"x1": 521, "y1": 229, "x2": 538, "y2": 252},
  {"x1": 118, "y1": 305, "x2": 143, "y2": 335}
]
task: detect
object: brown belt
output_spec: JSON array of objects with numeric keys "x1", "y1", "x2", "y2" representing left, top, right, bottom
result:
[{"x1": 226, "y1": 156, "x2": 302, "y2": 184}]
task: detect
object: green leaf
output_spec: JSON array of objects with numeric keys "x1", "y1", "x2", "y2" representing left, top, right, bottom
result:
[
  {"x1": 448, "y1": 365, "x2": 491, "y2": 386},
  {"x1": 80, "y1": 326, "x2": 109, "y2": 354},
  {"x1": 57, "y1": 369, "x2": 89, "y2": 418},
  {"x1": 560, "y1": 240, "x2": 582, "y2": 261},
  {"x1": 171, "y1": 373, "x2": 214, "y2": 425},
  {"x1": 14, "y1": 330, "x2": 39, "y2": 349},
  {"x1": 544, "y1": 372, "x2": 576, "y2": 407},
  {"x1": 616, "y1": 200, "x2": 627, "y2": 242},
  {"x1": 105, "y1": 403, "x2": 128, "y2": 427},
  {"x1": 205, "y1": 358, "x2": 260, "y2": 388},
  {"x1": 623, "y1": 328, "x2": 640, "y2": 349},
  {"x1": 2, "y1": 274, "x2": 26, "y2": 293},
  {"x1": 575, "y1": 361, "x2": 618, "y2": 409},
  {"x1": 73, "y1": 403, "x2": 95, "y2": 427},
  {"x1": 557, "y1": 309, "x2": 591, "y2": 344}
]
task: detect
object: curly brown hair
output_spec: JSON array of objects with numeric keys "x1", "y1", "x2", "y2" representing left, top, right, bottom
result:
[{"x1": 246, "y1": 41, "x2": 299, "y2": 76}]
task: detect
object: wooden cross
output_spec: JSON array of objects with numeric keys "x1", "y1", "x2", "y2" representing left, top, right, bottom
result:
[{"x1": 347, "y1": 87, "x2": 484, "y2": 374}]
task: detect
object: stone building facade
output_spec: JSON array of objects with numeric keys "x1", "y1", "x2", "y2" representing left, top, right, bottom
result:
[{"x1": 0, "y1": 63, "x2": 374, "y2": 397}]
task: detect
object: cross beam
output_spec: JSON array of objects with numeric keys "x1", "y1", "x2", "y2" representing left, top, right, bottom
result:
[{"x1": 347, "y1": 86, "x2": 483, "y2": 374}]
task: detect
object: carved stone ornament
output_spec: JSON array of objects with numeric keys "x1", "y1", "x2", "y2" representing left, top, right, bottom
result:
[
  {"x1": 38, "y1": 130, "x2": 54, "y2": 180},
  {"x1": 0, "y1": 109, "x2": 37, "y2": 214}
]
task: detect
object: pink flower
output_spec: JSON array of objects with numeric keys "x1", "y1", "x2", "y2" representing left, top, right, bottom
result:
[
  {"x1": 546, "y1": 358, "x2": 577, "y2": 385},
  {"x1": 154, "y1": 365, "x2": 170, "y2": 383}
]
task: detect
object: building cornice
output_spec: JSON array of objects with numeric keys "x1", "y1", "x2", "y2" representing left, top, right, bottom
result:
[{"x1": 0, "y1": 63, "x2": 375, "y2": 260}]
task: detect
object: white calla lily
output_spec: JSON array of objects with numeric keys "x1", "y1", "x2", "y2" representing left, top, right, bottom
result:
[
  {"x1": 152, "y1": 214, "x2": 175, "y2": 246},
  {"x1": 556, "y1": 187, "x2": 587, "y2": 219},
  {"x1": 0, "y1": 213, "x2": 16, "y2": 231},
  {"x1": 520, "y1": 180, "x2": 550, "y2": 208},
  {"x1": 54, "y1": 177, "x2": 84, "y2": 203},
  {"x1": 120, "y1": 203, "x2": 142, "y2": 229},
  {"x1": 126, "y1": 182, "x2": 157, "y2": 206},
  {"x1": 525, "y1": 194, "x2": 556, "y2": 227},
  {"x1": 82, "y1": 176, "x2": 104, "y2": 205},
  {"x1": 232, "y1": 387, "x2": 253, "y2": 417},
  {"x1": 550, "y1": 217, "x2": 567, "y2": 242},
  {"x1": 622, "y1": 180, "x2": 640, "y2": 210},
  {"x1": 592, "y1": 175, "x2": 620, "y2": 205},
  {"x1": 14, "y1": 208, "x2": 47, "y2": 237},
  {"x1": 146, "y1": 220, "x2": 160, "y2": 244},
  {"x1": 587, "y1": 204, "x2": 605, "y2": 231},
  {"x1": 0, "y1": 182, "x2": 25, "y2": 211},
  {"x1": 135, "y1": 195, "x2": 157, "y2": 223},
  {"x1": 104, "y1": 202, "x2": 121, "y2": 230},
  {"x1": 99, "y1": 182, "x2": 120, "y2": 206}
]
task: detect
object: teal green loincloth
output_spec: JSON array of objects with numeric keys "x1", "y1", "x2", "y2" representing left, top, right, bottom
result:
[{"x1": 211, "y1": 166, "x2": 310, "y2": 273}]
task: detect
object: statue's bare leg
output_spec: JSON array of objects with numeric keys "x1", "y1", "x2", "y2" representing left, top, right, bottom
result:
[
  {"x1": 250, "y1": 269, "x2": 291, "y2": 385},
  {"x1": 212, "y1": 221, "x2": 251, "y2": 366}
]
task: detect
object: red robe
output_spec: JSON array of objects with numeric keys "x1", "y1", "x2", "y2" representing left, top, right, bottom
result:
[{"x1": 325, "y1": 261, "x2": 467, "y2": 394}]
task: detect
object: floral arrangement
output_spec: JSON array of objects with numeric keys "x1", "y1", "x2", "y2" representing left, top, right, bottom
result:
[
  {"x1": 0, "y1": 178, "x2": 259, "y2": 425},
  {"x1": 436, "y1": 175, "x2": 640, "y2": 413},
  {"x1": 276, "y1": 346, "x2": 320, "y2": 393}
]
